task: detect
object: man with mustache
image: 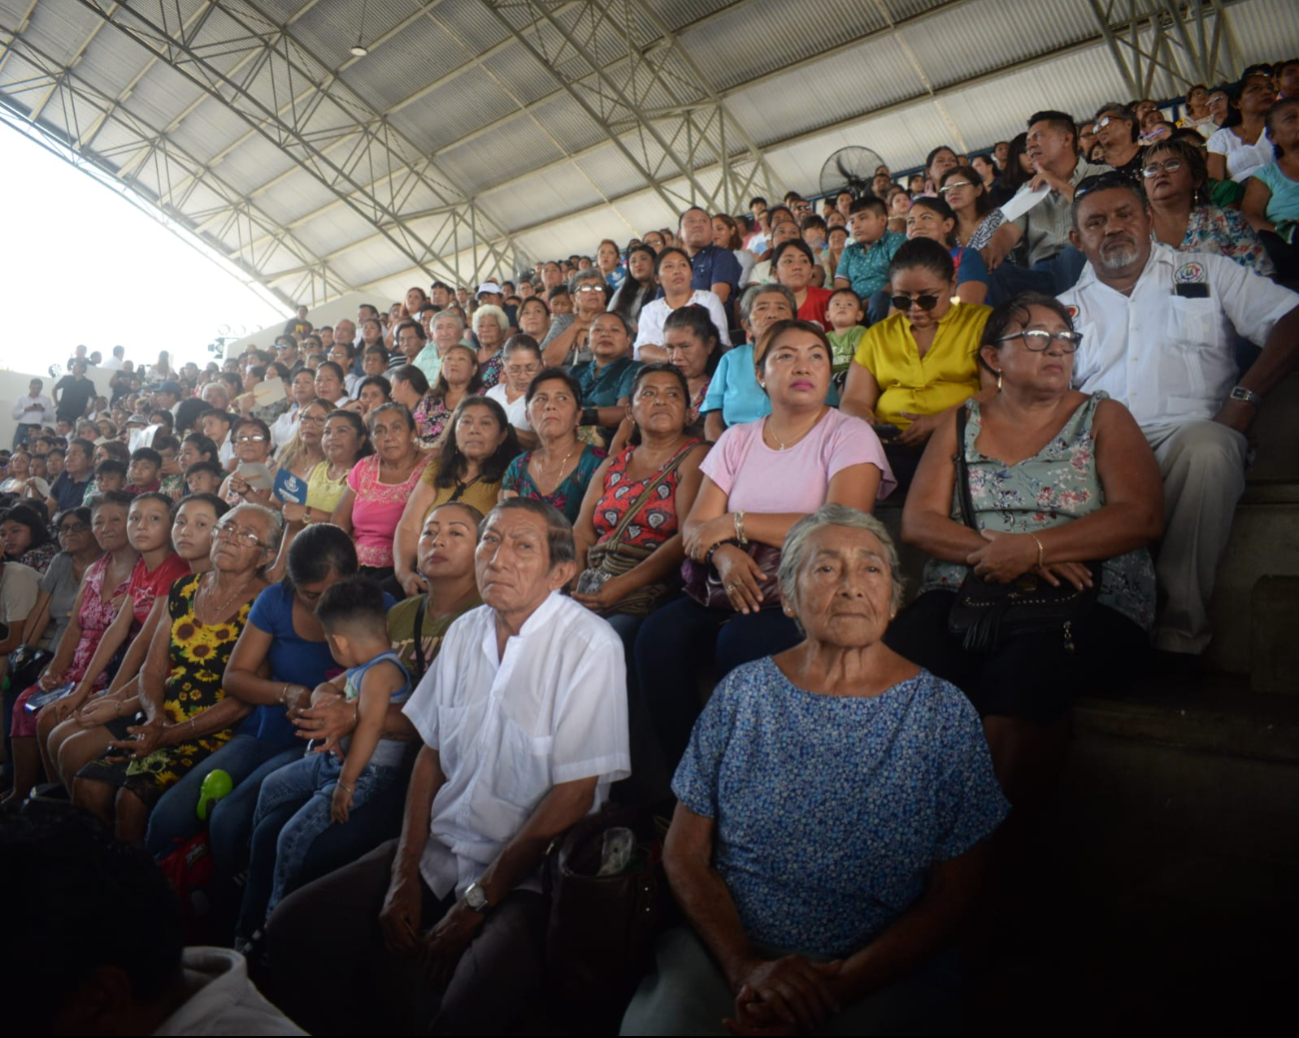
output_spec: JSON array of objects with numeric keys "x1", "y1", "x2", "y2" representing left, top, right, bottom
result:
[{"x1": 1059, "y1": 175, "x2": 1299, "y2": 659}]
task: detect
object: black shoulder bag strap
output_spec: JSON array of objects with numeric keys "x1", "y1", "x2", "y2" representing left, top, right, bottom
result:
[
  {"x1": 953, "y1": 405, "x2": 980, "y2": 534},
  {"x1": 412, "y1": 595, "x2": 428, "y2": 679}
]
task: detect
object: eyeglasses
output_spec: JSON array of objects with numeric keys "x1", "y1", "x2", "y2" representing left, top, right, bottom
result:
[
  {"x1": 214, "y1": 522, "x2": 271, "y2": 549},
  {"x1": 995, "y1": 330, "x2": 1083, "y2": 352},
  {"x1": 298, "y1": 415, "x2": 327, "y2": 426},
  {"x1": 889, "y1": 293, "x2": 941, "y2": 312},
  {"x1": 1097, "y1": 114, "x2": 1127, "y2": 129},
  {"x1": 235, "y1": 433, "x2": 267, "y2": 443},
  {"x1": 576, "y1": 284, "x2": 606, "y2": 293},
  {"x1": 938, "y1": 181, "x2": 973, "y2": 194},
  {"x1": 1141, "y1": 159, "x2": 1184, "y2": 178}
]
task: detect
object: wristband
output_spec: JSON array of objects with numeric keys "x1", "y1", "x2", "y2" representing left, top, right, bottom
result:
[{"x1": 1030, "y1": 533, "x2": 1044, "y2": 568}]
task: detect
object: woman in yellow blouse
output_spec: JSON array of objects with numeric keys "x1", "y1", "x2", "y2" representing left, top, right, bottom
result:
[{"x1": 841, "y1": 238, "x2": 991, "y2": 491}]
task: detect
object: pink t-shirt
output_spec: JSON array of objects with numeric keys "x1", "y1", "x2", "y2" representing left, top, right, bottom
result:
[
  {"x1": 701, "y1": 408, "x2": 895, "y2": 513},
  {"x1": 346, "y1": 454, "x2": 433, "y2": 568}
]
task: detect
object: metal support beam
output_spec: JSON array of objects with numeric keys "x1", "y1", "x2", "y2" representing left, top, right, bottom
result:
[
  {"x1": 70, "y1": 0, "x2": 528, "y2": 287},
  {"x1": 0, "y1": 28, "x2": 351, "y2": 306}
]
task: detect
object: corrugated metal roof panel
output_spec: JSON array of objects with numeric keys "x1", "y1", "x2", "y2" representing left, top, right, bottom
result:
[
  {"x1": 386, "y1": 66, "x2": 520, "y2": 149},
  {"x1": 479, "y1": 41, "x2": 560, "y2": 106},
  {"x1": 289, "y1": 0, "x2": 428, "y2": 73},
  {"x1": 432, "y1": 0, "x2": 516, "y2": 54},
  {"x1": 679, "y1": 0, "x2": 889, "y2": 92},
  {"x1": 168, "y1": 97, "x2": 254, "y2": 158},
  {"x1": 575, "y1": 142, "x2": 652, "y2": 199},
  {"x1": 213, "y1": 136, "x2": 299, "y2": 195},
  {"x1": 436, "y1": 115, "x2": 566, "y2": 195},
  {"x1": 336, "y1": 15, "x2": 468, "y2": 113}
]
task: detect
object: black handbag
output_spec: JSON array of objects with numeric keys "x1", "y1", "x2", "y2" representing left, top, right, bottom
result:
[
  {"x1": 7, "y1": 644, "x2": 54, "y2": 695},
  {"x1": 946, "y1": 406, "x2": 1100, "y2": 652}
]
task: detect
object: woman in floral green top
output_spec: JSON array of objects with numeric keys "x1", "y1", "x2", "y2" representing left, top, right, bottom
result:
[{"x1": 887, "y1": 293, "x2": 1163, "y2": 807}]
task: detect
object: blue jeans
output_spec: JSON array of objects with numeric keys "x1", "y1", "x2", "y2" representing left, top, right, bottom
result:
[
  {"x1": 987, "y1": 247, "x2": 1087, "y2": 306},
  {"x1": 633, "y1": 598, "x2": 801, "y2": 768},
  {"x1": 237, "y1": 751, "x2": 401, "y2": 939},
  {"x1": 145, "y1": 734, "x2": 303, "y2": 859}
]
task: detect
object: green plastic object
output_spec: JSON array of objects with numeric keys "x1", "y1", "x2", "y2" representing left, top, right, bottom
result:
[{"x1": 196, "y1": 769, "x2": 233, "y2": 821}]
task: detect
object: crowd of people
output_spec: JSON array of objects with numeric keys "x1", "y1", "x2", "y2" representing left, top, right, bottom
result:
[{"x1": 2, "y1": 56, "x2": 1298, "y2": 1036}]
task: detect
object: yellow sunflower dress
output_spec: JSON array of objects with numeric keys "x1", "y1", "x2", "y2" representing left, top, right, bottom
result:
[{"x1": 78, "y1": 573, "x2": 251, "y2": 806}]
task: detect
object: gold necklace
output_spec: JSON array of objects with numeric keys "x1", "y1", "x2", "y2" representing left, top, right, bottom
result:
[
  {"x1": 765, "y1": 408, "x2": 825, "y2": 451},
  {"x1": 197, "y1": 572, "x2": 254, "y2": 623},
  {"x1": 533, "y1": 440, "x2": 577, "y2": 482}
]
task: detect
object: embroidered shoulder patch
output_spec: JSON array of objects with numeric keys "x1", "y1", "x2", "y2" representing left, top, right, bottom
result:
[{"x1": 1174, "y1": 261, "x2": 1206, "y2": 283}]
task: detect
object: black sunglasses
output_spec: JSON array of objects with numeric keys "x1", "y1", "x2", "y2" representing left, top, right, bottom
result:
[
  {"x1": 890, "y1": 293, "x2": 941, "y2": 312},
  {"x1": 1074, "y1": 171, "x2": 1139, "y2": 201}
]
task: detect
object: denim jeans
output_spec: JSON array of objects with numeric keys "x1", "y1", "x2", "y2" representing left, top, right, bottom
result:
[
  {"x1": 633, "y1": 598, "x2": 801, "y2": 769},
  {"x1": 144, "y1": 734, "x2": 303, "y2": 859},
  {"x1": 237, "y1": 751, "x2": 401, "y2": 940}
]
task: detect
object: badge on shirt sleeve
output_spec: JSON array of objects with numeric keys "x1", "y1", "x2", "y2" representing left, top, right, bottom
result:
[{"x1": 1173, "y1": 261, "x2": 1209, "y2": 298}]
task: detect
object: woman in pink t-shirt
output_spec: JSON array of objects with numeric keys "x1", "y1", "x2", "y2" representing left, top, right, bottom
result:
[
  {"x1": 634, "y1": 319, "x2": 895, "y2": 769},
  {"x1": 332, "y1": 402, "x2": 431, "y2": 584}
]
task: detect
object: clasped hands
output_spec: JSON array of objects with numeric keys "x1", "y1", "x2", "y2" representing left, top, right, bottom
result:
[
  {"x1": 966, "y1": 530, "x2": 1093, "y2": 590},
  {"x1": 723, "y1": 955, "x2": 843, "y2": 1036},
  {"x1": 379, "y1": 872, "x2": 483, "y2": 987}
]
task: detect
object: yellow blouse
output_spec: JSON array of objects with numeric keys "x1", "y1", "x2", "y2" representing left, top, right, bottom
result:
[
  {"x1": 420, "y1": 461, "x2": 504, "y2": 520},
  {"x1": 852, "y1": 301, "x2": 991, "y2": 428},
  {"x1": 306, "y1": 461, "x2": 349, "y2": 515}
]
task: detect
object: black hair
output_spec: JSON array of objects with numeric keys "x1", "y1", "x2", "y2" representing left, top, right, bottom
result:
[
  {"x1": 231, "y1": 415, "x2": 272, "y2": 444},
  {"x1": 94, "y1": 459, "x2": 128, "y2": 479},
  {"x1": 130, "y1": 491, "x2": 175, "y2": 515},
  {"x1": 887, "y1": 236, "x2": 955, "y2": 282},
  {"x1": 315, "y1": 575, "x2": 388, "y2": 637},
  {"x1": 54, "y1": 506, "x2": 93, "y2": 531},
  {"x1": 485, "y1": 498, "x2": 575, "y2": 568},
  {"x1": 907, "y1": 195, "x2": 959, "y2": 247},
  {"x1": 435, "y1": 395, "x2": 522, "y2": 489},
  {"x1": 981, "y1": 292, "x2": 1076, "y2": 365},
  {"x1": 184, "y1": 460, "x2": 224, "y2": 482},
  {"x1": 662, "y1": 304, "x2": 723, "y2": 377},
  {"x1": 130, "y1": 447, "x2": 162, "y2": 467},
  {"x1": 152, "y1": 434, "x2": 180, "y2": 454},
  {"x1": 1028, "y1": 109, "x2": 1078, "y2": 145},
  {"x1": 91, "y1": 489, "x2": 134, "y2": 512},
  {"x1": 286, "y1": 522, "x2": 360, "y2": 590},
  {"x1": 1, "y1": 503, "x2": 52, "y2": 552},
  {"x1": 390, "y1": 363, "x2": 430, "y2": 397},
  {"x1": 524, "y1": 366, "x2": 584, "y2": 408},
  {"x1": 315, "y1": 361, "x2": 346, "y2": 385},
  {"x1": 174, "y1": 491, "x2": 229, "y2": 521},
  {"x1": 1, "y1": 807, "x2": 184, "y2": 1033},
  {"x1": 941, "y1": 166, "x2": 993, "y2": 217},
  {"x1": 395, "y1": 318, "x2": 426, "y2": 342},
  {"x1": 181, "y1": 432, "x2": 220, "y2": 463},
  {"x1": 1001, "y1": 132, "x2": 1033, "y2": 191},
  {"x1": 356, "y1": 374, "x2": 392, "y2": 401},
  {"x1": 199, "y1": 408, "x2": 234, "y2": 429},
  {"x1": 849, "y1": 196, "x2": 888, "y2": 218},
  {"x1": 626, "y1": 362, "x2": 694, "y2": 446},
  {"x1": 67, "y1": 437, "x2": 96, "y2": 461},
  {"x1": 1266, "y1": 97, "x2": 1299, "y2": 156},
  {"x1": 769, "y1": 237, "x2": 817, "y2": 272},
  {"x1": 654, "y1": 246, "x2": 692, "y2": 277},
  {"x1": 925, "y1": 144, "x2": 957, "y2": 173}
]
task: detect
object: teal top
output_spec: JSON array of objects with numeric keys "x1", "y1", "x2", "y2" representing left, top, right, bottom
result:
[
  {"x1": 502, "y1": 443, "x2": 606, "y2": 523},
  {"x1": 921, "y1": 393, "x2": 1155, "y2": 631},
  {"x1": 1251, "y1": 161, "x2": 1299, "y2": 225}
]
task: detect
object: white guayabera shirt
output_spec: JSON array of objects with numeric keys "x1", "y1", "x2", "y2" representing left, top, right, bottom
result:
[{"x1": 403, "y1": 590, "x2": 631, "y2": 899}]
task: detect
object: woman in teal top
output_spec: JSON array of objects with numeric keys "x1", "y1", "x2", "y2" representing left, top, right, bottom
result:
[
  {"x1": 1241, "y1": 97, "x2": 1299, "y2": 282},
  {"x1": 886, "y1": 293, "x2": 1163, "y2": 809},
  {"x1": 501, "y1": 368, "x2": 606, "y2": 522}
]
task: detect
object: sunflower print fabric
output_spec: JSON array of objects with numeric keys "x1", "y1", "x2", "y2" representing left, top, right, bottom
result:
[{"x1": 122, "y1": 572, "x2": 252, "y2": 796}]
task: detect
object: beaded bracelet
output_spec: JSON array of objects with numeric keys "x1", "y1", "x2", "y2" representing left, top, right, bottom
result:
[{"x1": 704, "y1": 538, "x2": 740, "y2": 566}]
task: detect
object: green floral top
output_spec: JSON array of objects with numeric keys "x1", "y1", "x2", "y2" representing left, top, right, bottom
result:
[{"x1": 922, "y1": 393, "x2": 1155, "y2": 630}]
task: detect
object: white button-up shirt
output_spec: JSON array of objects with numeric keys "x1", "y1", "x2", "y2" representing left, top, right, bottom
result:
[
  {"x1": 403, "y1": 591, "x2": 631, "y2": 899},
  {"x1": 632, "y1": 290, "x2": 732, "y2": 359},
  {"x1": 1060, "y1": 244, "x2": 1298, "y2": 427},
  {"x1": 11, "y1": 392, "x2": 54, "y2": 427}
]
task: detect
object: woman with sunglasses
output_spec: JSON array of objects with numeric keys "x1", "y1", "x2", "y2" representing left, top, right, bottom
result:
[
  {"x1": 1144, "y1": 138, "x2": 1275, "y2": 276},
  {"x1": 841, "y1": 238, "x2": 992, "y2": 491},
  {"x1": 887, "y1": 294, "x2": 1161, "y2": 810}
]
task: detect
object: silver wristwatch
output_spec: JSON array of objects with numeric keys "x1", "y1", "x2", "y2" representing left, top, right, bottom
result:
[
  {"x1": 464, "y1": 881, "x2": 490, "y2": 914},
  {"x1": 1229, "y1": 385, "x2": 1262, "y2": 408}
]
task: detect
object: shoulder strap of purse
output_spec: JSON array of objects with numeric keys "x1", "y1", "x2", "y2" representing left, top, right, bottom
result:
[
  {"x1": 412, "y1": 595, "x2": 428, "y2": 678},
  {"x1": 953, "y1": 405, "x2": 980, "y2": 534},
  {"x1": 605, "y1": 441, "x2": 703, "y2": 550}
]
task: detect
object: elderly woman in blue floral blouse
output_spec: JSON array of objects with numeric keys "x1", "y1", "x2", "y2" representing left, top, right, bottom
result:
[{"x1": 621, "y1": 505, "x2": 1007, "y2": 1036}]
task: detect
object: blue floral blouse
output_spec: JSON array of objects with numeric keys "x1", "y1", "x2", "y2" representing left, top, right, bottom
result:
[
  {"x1": 673, "y1": 658, "x2": 1008, "y2": 957},
  {"x1": 922, "y1": 393, "x2": 1156, "y2": 630}
]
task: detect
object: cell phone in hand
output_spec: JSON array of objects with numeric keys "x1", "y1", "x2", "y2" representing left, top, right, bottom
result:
[{"x1": 872, "y1": 423, "x2": 902, "y2": 441}]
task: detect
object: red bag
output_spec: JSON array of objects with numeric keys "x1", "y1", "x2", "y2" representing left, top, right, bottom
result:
[{"x1": 157, "y1": 832, "x2": 217, "y2": 944}]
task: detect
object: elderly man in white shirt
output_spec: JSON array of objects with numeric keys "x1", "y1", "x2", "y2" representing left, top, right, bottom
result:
[
  {"x1": 268, "y1": 498, "x2": 631, "y2": 1035},
  {"x1": 1059, "y1": 176, "x2": 1299, "y2": 655}
]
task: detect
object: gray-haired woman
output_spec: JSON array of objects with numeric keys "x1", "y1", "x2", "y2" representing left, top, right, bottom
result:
[
  {"x1": 621, "y1": 505, "x2": 1007, "y2": 1036},
  {"x1": 72, "y1": 502, "x2": 283, "y2": 844}
]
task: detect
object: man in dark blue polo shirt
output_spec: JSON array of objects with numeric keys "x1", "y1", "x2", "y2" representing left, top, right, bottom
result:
[
  {"x1": 44, "y1": 437, "x2": 95, "y2": 514},
  {"x1": 679, "y1": 205, "x2": 741, "y2": 328}
]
